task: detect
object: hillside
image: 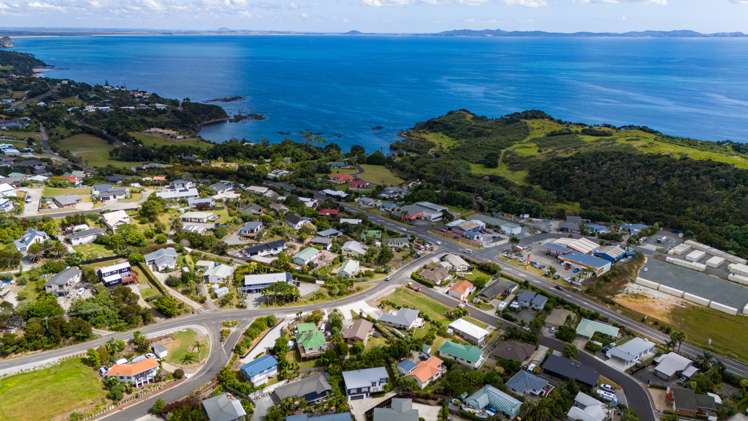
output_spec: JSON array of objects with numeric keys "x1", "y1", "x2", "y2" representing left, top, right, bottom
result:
[
  {"x1": 391, "y1": 110, "x2": 748, "y2": 257},
  {"x1": 0, "y1": 50, "x2": 45, "y2": 75}
]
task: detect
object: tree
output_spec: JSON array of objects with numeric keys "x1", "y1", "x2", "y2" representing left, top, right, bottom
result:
[
  {"x1": 85, "y1": 348, "x2": 100, "y2": 367},
  {"x1": 150, "y1": 398, "x2": 166, "y2": 415},
  {"x1": 173, "y1": 368, "x2": 185, "y2": 379},
  {"x1": 261, "y1": 282, "x2": 300, "y2": 304},
  {"x1": 366, "y1": 151, "x2": 387, "y2": 165},
  {"x1": 153, "y1": 295, "x2": 181, "y2": 318},
  {"x1": 131, "y1": 330, "x2": 148, "y2": 353},
  {"x1": 562, "y1": 344, "x2": 577, "y2": 358},
  {"x1": 669, "y1": 330, "x2": 686, "y2": 352}
]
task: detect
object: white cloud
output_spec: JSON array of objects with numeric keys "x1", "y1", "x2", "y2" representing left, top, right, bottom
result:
[{"x1": 504, "y1": 0, "x2": 547, "y2": 7}]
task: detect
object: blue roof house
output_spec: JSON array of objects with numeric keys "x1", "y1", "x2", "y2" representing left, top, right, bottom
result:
[{"x1": 241, "y1": 355, "x2": 278, "y2": 386}]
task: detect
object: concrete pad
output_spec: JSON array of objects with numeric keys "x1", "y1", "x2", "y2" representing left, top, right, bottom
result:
[{"x1": 412, "y1": 403, "x2": 441, "y2": 421}]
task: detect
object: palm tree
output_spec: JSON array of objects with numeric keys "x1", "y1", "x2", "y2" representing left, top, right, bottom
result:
[
  {"x1": 181, "y1": 352, "x2": 197, "y2": 364},
  {"x1": 669, "y1": 330, "x2": 686, "y2": 353}
]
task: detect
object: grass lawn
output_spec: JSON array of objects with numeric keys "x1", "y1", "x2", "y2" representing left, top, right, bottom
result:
[
  {"x1": 381, "y1": 288, "x2": 450, "y2": 322},
  {"x1": 130, "y1": 131, "x2": 212, "y2": 149},
  {"x1": 57, "y1": 134, "x2": 142, "y2": 168},
  {"x1": 42, "y1": 186, "x2": 91, "y2": 197},
  {"x1": 418, "y1": 131, "x2": 458, "y2": 150},
  {"x1": 365, "y1": 335, "x2": 389, "y2": 351},
  {"x1": 359, "y1": 165, "x2": 404, "y2": 186},
  {"x1": 669, "y1": 305, "x2": 748, "y2": 364},
  {"x1": 74, "y1": 243, "x2": 113, "y2": 260},
  {"x1": 286, "y1": 350, "x2": 317, "y2": 369},
  {"x1": 139, "y1": 286, "x2": 160, "y2": 300},
  {"x1": 164, "y1": 329, "x2": 209, "y2": 365},
  {"x1": 469, "y1": 162, "x2": 528, "y2": 185},
  {"x1": 0, "y1": 358, "x2": 106, "y2": 420},
  {"x1": 0, "y1": 130, "x2": 40, "y2": 141}
]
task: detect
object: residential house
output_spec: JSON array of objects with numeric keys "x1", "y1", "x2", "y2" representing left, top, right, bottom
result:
[
  {"x1": 318, "y1": 208, "x2": 339, "y2": 217},
  {"x1": 515, "y1": 290, "x2": 537, "y2": 308},
  {"x1": 666, "y1": 386, "x2": 717, "y2": 418},
  {"x1": 202, "y1": 393, "x2": 247, "y2": 421},
  {"x1": 299, "y1": 197, "x2": 318, "y2": 208},
  {"x1": 242, "y1": 240, "x2": 286, "y2": 258},
  {"x1": 342, "y1": 367, "x2": 389, "y2": 400},
  {"x1": 296, "y1": 324, "x2": 327, "y2": 359},
  {"x1": 379, "y1": 308, "x2": 422, "y2": 330},
  {"x1": 210, "y1": 181, "x2": 234, "y2": 195},
  {"x1": 397, "y1": 360, "x2": 417, "y2": 375},
  {"x1": 92, "y1": 184, "x2": 129, "y2": 201},
  {"x1": 543, "y1": 355, "x2": 599, "y2": 387},
  {"x1": 356, "y1": 197, "x2": 380, "y2": 208},
  {"x1": 442, "y1": 254, "x2": 471, "y2": 272},
  {"x1": 240, "y1": 203, "x2": 263, "y2": 216},
  {"x1": 272, "y1": 373, "x2": 333, "y2": 404},
  {"x1": 385, "y1": 237, "x2": 410, "y2": 249},
  {"x1": 52, "y1": 195, "x2": 81, "y2": 208},
  {"x1": 448, "y1": 318, "x2": 490, "y2": 345},
  {"x1": 181, "y1": 211, "x2": 218, "y2": 224},
  {"x1": 318, "y1": 228, "x2": 342, "y2": 238},
  {"x1": 545, "y1": 308, "x2": 573, "y2": 328},
  {"x1": 340, "y1": 218, "x2": 362, "y2": 225},
  {"x1": 239, "y1": 221, "x2": 264, "y2": 238},
  {"x1": 188, "y1": 197, "x2": 216, "y2": 209},
  {"x1": 321, "y1": 189, "x2": 348, "y2": 199},
  {"x1": 479, "y1": 279, "x2": 518, "y2": 300},
  {"x1": 205, "y1": 264, "x2": 235, "y2": 284},
  {"x1": 44, "y1": 267, "x2": 82, "y2": 297},
  {"x1": 14, "y1": 228, "x2": 50, "y2": 254},
  {"x1": 156, "y1": 187, "x2": 199, "y2": 200},
  {"x1": 102, "y1": 210, "x2": 131, "y2": 230},
  {"x1": 241, "y1": 272, "x2": 294, "y2": 293},
  {"x1": 506, "y1": 370, "x2": 553, "y2": 397},
  {"x1": 169, "y1": 179, "x2": 196, "y2": 190},
  {"x1": 0, "y1": 182, "x2": 15, "y2": 197},
  {"x1": 465, "y1": 385, "x2": 522, "y2": 420},
  {"x1": 419, "y1": 265, "x2": 452, "y2": 286},
  {"x1": 438, "y1": 340, "x2": 484, "y2": 368},
  {"x1": 491, "y1": 340, "x2": 536, "y2": 363},
  {"x1": 152, "y1": 344, "x2": 168, "y2": 359},
  {"x1": 654, "y1": 352, "x2": 698, "y2": 380},
  {"x1": 341, "y1": 240, "x2": 367, "y2": 257},
  {"x1": 0, "y1": 197, "x2": 13, "y2": 213},
  {"x1": 566, "y1": 392, "x2": 609, "y2": 421},
  {"x1": 144, "y1": 247, "x2": 178, "y2": 272},
  {"x1": 97, "y1": 261, "x2": 137, "y2": 286},
  {"x1": 373, "y1": 399, "x2": 419, "y2": 421},
  {"x1": 338, "y1": 259, "x2": 360, "y2": 278},
  {"x1": 310, "y1": 236, "x2": 333, "y2": 250},
  {"x1": 606, "y1": 337, "x2": 656, "y2": 366},
  {"x1": 379, "y1": 186, "x2": 407, "y2": 199},
  {"x1": 408, "y1": 357, "x2": 445, "y2": 389},
  {"x1": 575, "y1": 319, "x2": 620, "y2": 340},
  {"x1": 105, "y1": 358, "x2": 159, "y2": 387},
  {"x1": 342, "y1": 319, "x2": 373, "y2": 345},
  {"x1": 531, "y1": 294, "x2": 548, "y2": 311},
  {"x1": 240, "y1": 355, "x2": 278, "y2": 386},
  {"x1": 293, "y1": 247, "x2": 320, "y2": 266},
  {"x1": 448, "y1": 280, "x2": 475, "y2": 301},
  {"x1": 330, "y1": 173, "x2": 354, "y2": 184},
  {"x1": 286, "y1": 213, "x2": 311, "y2": 230}
]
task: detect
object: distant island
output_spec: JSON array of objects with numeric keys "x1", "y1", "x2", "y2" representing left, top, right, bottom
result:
[{"x1": 0, "y1": 27, "x2": 745, "y2": 38}]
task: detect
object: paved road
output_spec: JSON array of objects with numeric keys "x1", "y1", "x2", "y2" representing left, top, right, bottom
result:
[
  {"x1": 354, "y1": 206, "x2": 748, "y2": 378},
  {"x1": 19, "y1": 189, "x2": 154, "y2": 219}
]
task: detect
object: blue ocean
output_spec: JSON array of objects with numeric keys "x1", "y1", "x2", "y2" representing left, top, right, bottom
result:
[{"x1": 15, "y1": 35, "x2": 748, "y2": 150}]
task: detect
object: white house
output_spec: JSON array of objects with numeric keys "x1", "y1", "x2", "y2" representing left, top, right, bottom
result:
[
  {"x1": 0, "y1": 198, "x2": 13, "y2": 213},
  {"x1": 44, "y1": 267, "x2": 82, "y2": 297},
  {"x1": 606, "y1": 337, "x2": 656, "y2": 366},
  {"x1": 342, "y1": 240, "x2": 368, "y2": 257},
  {"x1": 105, "y1": 358, "x2": 159, "y2": 387},
  {"x1": 0, "y1": 183, "x2": 16, "y2": 198},
  {"x1": 181, "y1": 211, "x2": 218, "y2": 224},
  {"x1": 342, "y1": 367, "x2": 389, "y2": 401},
  {"x1": 14, "y1": 228, "x2": 50, "y2": 254},
  {"x1": 102, "y1": 210, "x2": 131, "y2": 230},
  {"x1": 204, "y1": 264, "x2": 235, "y2": 284},
  {"x1": 338, "y1": 259, "x2": 360, "y2": 278},
  {"x1": 448, "y1": 318, "x2": 490, "y2": 345},
  {"x1": 442, "y1": 254, "x2": 471, "y2": 272}
]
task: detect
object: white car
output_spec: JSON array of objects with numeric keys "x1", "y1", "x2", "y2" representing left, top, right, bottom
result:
[{"x1": 77, "y1": 287, "x2": 86, "y2": 295}]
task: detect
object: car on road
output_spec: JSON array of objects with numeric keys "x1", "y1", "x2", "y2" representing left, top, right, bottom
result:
[
  {"x1": 554, "y1": 285, "x2": 563, "y2": 291},
  {"x1": 25, "y1": 195, "x2": 32, "y2": 204},
  {"x1": 384, "y1": 277, "x2": 391, "y2": 282},
  {"x1": 463, "y1": 248, "x2": 473, "y2": 254}
]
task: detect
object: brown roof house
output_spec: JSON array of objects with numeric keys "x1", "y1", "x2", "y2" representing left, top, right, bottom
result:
[
  {"x1": 419, "y1": 265, "x2": 452, "y2": 286},
  {"x1": 343, "y1": 319, "x2": 374, "y2": 345}
]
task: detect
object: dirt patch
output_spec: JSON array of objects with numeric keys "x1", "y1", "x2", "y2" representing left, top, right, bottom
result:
[
  {"x1": 613, "y1": 284, "x2": 685, "y2": 323},
  {"x1": 648, "y1": 387, "x2": 669, "y2": 412}
]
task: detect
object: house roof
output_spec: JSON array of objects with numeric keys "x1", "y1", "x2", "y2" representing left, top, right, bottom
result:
[
  {"x1": 240, "y1": 355, "x2": 278, "y2": 378},
  {"x1": 516, "y1": 290, "x2": 536, "y2": 304},
  {"x1": 298, "y1": 330, "x2": 326, "y2": 350},
  {"x1": 202, "y1": 393, "x2": 247, "y2": 421},
  {"x1": 294, "y1": 247, "x2": 320, "y2": 262},
  {"x1": 655, "y1": 352, "x2": 694, "y2": 378},
  {"x1": 53, "y1": 195, "x2": 81, "y2": 206},
  {"x1": 144, "y1": 247, "x2": 177, "y2": 265},
  {"x1": 273, "y1": 373, "x2": 332, "y2": 402},
  {"x1": 106, "y1": 358, "x2": 158, "y2": 377},
  {"x1": 243, "y1": 240, "x2": 285, "y2": 255},
  {"x1": 67, "y1": 228, "x2": 104, "y2": 241},
  {"x1": 465, "y1": 385, "x2": 522, "y2": 417},
  {"x1": 506, "y1": 370, "x2": 551, "y2": 395},
  {"x1": 46, "y1": 267, "x2": 81, "y2": 286},
  {"x1": 543, "y1": 354, "x2": 599, "y2": 386},
  {"x1": 240, "y1": 221, "x2": 263, "y2": 231},
  {"x1": 443, "y1": 254, "x2": 469, "y2": 269},
  {"x1": 420, "y1": 266, "x2": 450, "y2": 283},
  {"x1": 439, "y1": 340, "x2": 482, "y2": 364},
  {"x1": 342, "y1": 366, "x2": 388, "y2": 390},
  {"x1": 479, "y1": 279, "x2": 517, "y2": 299},
  {"x1": 397, "y1": 359, "x2": 417, "y2": 374},
  {"x1": 243, "y1": 272, "x2": 292, "y2": 287},
  {"x1": 343, "y1": 319, "x2": 373, "y2": 341},
  {"x1": 608, "y1": 337, "x2": 655, "y2": 362},
  {"x1": 448, "y1": 318, "x2": 489, "y2": 341},
  {"x1": 491, "y1": 340, "x2": 536, "y2": 362},
  {"x1": 342, "y1": 240, "x2": 367, "y2": 255},
  {"x1": 373, "y1": 399, "x2": 419, "y2": 421},
  {"x1": 409, "y1": 356, "x2": 443, "y2": 384},
  {"x1": 379, "y1": 308, "x2": 420, "y2": 327},
  {"x1": 545, "y1": 308, "x2": 573, "y2": 327},
  {"x1": 318, "y1": 228, "x2": 342, "y2": 237},
  {"x1": 449, "y1": 280, "x2": 474, "y2": 296},
  {"x1": 576, "y1": 318, "x2": 620, "y2": 339},
  {"x1": 205, "y1": 264, "x2": 235, "y2": 279},
  {"x1": 102, "y1": 210, "x2": 129, "y2": 227},
  {"x1": 567, "y1": 392, "x2": 607, "y2": 421},
  {"x1": 531, "y1": 294, "x2": 548, "y2": 308}
]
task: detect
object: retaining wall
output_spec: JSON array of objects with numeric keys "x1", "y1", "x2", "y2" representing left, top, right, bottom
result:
[
  {"x1": 683, "y1": 293, "x2": 711, "y2": 307},
  {"x1": 658, "y1": 284, "x2": 685, "y2": 298},
  {"x1": 709, "y1": 301, "x2": 739, "y2": 316},
  {"x1": 666, "y1": 256, "x2": 706, "y2": 272},
  {"x1": 635, "y1": 277, "x2": 660, "y2": 290}
]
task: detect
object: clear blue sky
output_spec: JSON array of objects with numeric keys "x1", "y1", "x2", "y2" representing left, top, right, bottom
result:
[{"x1": 1, "y1": 0, "x2": 747, "y2": 34}]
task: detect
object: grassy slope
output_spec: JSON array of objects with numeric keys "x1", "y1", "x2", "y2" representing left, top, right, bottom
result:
[
  {"x1": 165, "y1": 329, "x2": 209, "y2": 365},
  {"x1": 0, "y1": 358, "x2": 106, "y2": 420},
  {"x1": 130, "y1": 131, "x2": 212, "y2": 149},
  {"x1": 381, "y1": 288, "x2": 450, "y2": 322},
  {"x1": 670, "y1": 305, "x2": 748, "y2": 364},
  {"x1": 58, "y1": 134, "x2": 142, "y2": 168},
  {"x1": 359, "y1": 164, "x2": 404, "y2": 186}
]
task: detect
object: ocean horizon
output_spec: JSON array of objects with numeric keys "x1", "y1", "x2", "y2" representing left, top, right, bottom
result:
[{"x1": 15, "y1": 34, "x2": 748, "y2": 150}]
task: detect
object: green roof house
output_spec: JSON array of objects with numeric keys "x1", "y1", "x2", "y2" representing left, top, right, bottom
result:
[
  {"x1": 296, "y1": 325, "x2": 327, "y2": 359},
  {"x1": 575, "y1": 318, "x2": 620, "y2": 339},
  {"x1": 438, "y1": 340, "x2": 484, "y2": 368}
]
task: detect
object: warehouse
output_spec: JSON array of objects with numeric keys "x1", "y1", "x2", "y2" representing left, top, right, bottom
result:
[{"x1": 559, "y1": 252, "x2": 612, "y2": 276}]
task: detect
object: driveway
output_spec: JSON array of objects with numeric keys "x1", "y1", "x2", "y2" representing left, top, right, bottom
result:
[{"x1": 19, "y1": 187, "x2": 41, "y2": 217}]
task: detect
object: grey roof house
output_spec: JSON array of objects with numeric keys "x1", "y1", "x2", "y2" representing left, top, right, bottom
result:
[
  {"x1": 342, "y1": 367, "x2": 389, "y2": 400},
  {"x1": 144, "y1": 247, "x2": 178, "y2": 272},
  {"x1": 505, "y1": 370, "x2": 553, "y2": 397},
  {"x1": 201, "y1": 393, "x2": 247, "y2": 421},
  {"x1": 14, "y1": 228, "x2": 50, "y2": 254},
  {"x1": 378, "y1": 308, "x2": 421, "y2": 330},
  {"x1": 373, "y1": 398, "x2": 419, "y2": 421},
  {"x1": 272, "y1": 373, "x2": 332, "y2": 404},
  {"x1": 44, "y1": 267, "x2": 82, "y2": 297}
]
